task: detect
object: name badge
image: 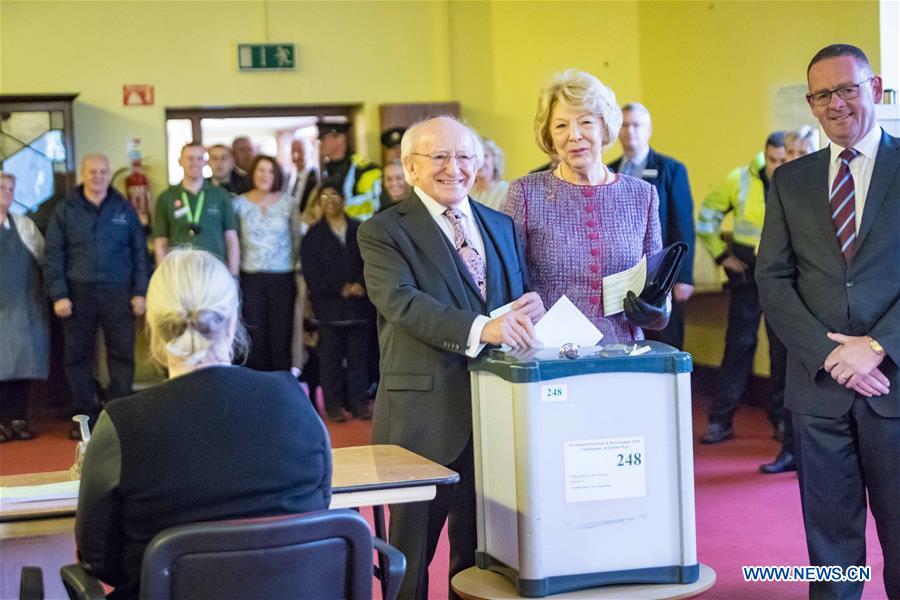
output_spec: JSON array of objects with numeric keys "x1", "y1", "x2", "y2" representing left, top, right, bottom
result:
[
  {"x1": 642, "y1": 168, "x2": 658, "y2": 179},
  {"x1": 174, "y1": 206, "x2": 189, "y2": 219}
]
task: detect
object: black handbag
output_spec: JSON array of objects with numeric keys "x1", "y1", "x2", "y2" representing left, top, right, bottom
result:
[{"x1": 640, "y1": 242, "x2": 689, "y2": 306}]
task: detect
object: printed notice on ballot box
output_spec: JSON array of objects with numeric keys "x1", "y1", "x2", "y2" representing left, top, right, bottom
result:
[{"x1": 564, "y1": 436, "x2": 646, "y2": 502}]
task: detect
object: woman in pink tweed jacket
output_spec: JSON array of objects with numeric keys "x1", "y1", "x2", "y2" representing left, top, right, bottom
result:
[{"x1": 503, "y1": 69, "x2": 665, "y2": 343}]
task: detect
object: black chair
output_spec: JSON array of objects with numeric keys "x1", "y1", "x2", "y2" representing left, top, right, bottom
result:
[{"x1": 61, "y1": 509, "x2": 405, "y2": 600}]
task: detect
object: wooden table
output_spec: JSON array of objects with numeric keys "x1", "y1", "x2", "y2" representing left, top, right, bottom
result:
[
  {"x1": 0, "y1": 444, "x2": 458, "y2": 599},
  {"x1": 451, "y1": 564, "x2": 717, "y2": 600}
]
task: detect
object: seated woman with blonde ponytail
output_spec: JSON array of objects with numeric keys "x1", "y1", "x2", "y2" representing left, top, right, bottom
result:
[{"x1": 74, "y1": 249, "x2": 332, "y2": 600}]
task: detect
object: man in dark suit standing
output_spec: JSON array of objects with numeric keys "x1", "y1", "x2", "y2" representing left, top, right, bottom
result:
[
  {"x1": 757, "y1": 44, "x2": 899, "y2": 600},
  {"x1": 609, "y1": 103, "x2": 695, "y2": 349},
  {"x1": 358, "y1": 116, "x2": 544, "y2": 600}
]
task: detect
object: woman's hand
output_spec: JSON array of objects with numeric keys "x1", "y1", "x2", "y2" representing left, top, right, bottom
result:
[{"x1": 623, "y1": 291, "x2": 669, "y2": 330}]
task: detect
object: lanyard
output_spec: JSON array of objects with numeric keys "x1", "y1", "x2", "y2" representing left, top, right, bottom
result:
[{"x1": 180, "y1": 191, "x2": 205, "y2": 225}]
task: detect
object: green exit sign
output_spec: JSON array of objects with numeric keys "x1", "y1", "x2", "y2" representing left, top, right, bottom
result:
[{"x1": 238, "y1": 44, "x2": 296, "y2": 71}]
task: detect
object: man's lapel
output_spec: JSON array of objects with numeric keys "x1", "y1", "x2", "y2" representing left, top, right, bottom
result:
[
  {"x1": 806, "y1": 149, "x2": 846, "y2": 265},
  {"x1": 856, "y1": 131, "x2": 900, "y2": 251},
  {"x1": 472, "y1": 201, "x2": 517, "y2": 310},
  {"x1": 397, "y1": 193, "x2": 471, "y2": 309}
]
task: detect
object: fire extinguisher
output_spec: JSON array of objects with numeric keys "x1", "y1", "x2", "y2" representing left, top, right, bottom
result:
[{"x1": 125, "y1": 138, "x2": 151, "y2": 226}]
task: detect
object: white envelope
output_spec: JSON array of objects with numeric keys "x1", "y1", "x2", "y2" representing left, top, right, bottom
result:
[{"x1": 534, "y1": 295, "x2": 603, "y2": 347}]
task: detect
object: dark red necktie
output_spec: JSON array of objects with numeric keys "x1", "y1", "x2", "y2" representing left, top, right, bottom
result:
[{"x1": 830, "y1": 147, "x2": 859, "y2": 262}]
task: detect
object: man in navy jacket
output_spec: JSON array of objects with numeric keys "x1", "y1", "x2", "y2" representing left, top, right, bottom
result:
[
  {"x1": 609, "y1": 102, "x2": 695, "y2": 349},
  {"x1": 45, "y1": 153, "x2": 148, "y2": 432}
]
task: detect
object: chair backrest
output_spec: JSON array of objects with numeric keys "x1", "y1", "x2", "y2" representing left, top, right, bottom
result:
[{"x1": 139, "y1": 509, "x2": 374, "y2": 600}]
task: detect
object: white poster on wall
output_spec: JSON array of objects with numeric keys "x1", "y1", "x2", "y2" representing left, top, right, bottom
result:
[{"x1": 564, "y1": 436, "x2": 646, "y2": 503}]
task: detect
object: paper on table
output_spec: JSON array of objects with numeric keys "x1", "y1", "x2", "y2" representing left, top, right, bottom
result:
[
  {"x1": 534, "y1": 295, "x2": 603, "y2": 347},
  {"x1": 602, "y1": 256, "x2": 647, "y2": 316},
  {"x1": 0, "y1": 480, "x2": 79, "y2": 504}
]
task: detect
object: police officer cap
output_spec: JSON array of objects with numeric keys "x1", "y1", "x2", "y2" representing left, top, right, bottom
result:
[
  {"x1": 317, "y1": 120, "x2": 351, "y2": 139},
  {"x1": 380, "y1": 127, "x2": 406, "y2": 148}
]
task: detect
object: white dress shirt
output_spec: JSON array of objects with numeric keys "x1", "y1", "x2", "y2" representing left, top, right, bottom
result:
[
  {"x1": 828, "y1": 125, "x2": 882, "y2": 231},
  {"x1": 414, "y1": 187, "x2": 490, "y2": 357}
]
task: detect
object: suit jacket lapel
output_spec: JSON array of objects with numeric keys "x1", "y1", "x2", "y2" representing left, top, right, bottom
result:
[
  {"x1": 397, "y1": 194, "x2": 471, "y2": 309},
  {"x1": 856, "y1": 132, "x2": 900, "y2": 251},
  {"x1": 806, "y1": 149, "x2": 846, "y2": 265},
  {"x1": 472, "y1": 201, "x2": 517, "y2": 311}
]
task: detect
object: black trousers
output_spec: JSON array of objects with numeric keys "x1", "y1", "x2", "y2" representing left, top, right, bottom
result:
[
  {"x1": 644, "y1": 298, "x2": 686, "y2": 349},
  {"x1": 388, "y1": 438, "x2": 476, "y2": 600},
  {"x1": 317, "y1": 323, "x2": 369, "y2": 418},
  {"x1": 794, "y1": 400, "x2": 900, "y2": 600},
  {"x1": 241, "y1": 272, "x2": 296, "y2": 371},
  {"x1": 708, "y1": 278, "x2": 787, "y2": 429},
  {"x1": 63, "y1": 283, "x2": 134, "y2": 423},
  {"x1": 0, "y1": 379, "x2": 30, "y2": 422}
]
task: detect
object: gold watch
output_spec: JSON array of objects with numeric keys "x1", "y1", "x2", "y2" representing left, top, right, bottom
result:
[{"x1": 868, "y1": 337, "x2": 886, "y2": 356}]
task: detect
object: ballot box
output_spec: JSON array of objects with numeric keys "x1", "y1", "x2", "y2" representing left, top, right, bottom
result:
[{"x1": 468, "y1": 342, "x2": 698, "y2": 597}]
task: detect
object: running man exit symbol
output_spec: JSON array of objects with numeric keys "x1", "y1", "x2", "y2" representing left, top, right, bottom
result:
[{"x1": 238, "y1": 44, "x2": 297, "y2": 71}]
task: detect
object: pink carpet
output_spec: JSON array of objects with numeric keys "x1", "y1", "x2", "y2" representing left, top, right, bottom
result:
[{"x1": 0, "y1": 390, "x2": 889, "y2": 599}]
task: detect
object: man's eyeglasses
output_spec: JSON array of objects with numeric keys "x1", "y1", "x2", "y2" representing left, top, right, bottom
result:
[
  {"x1": 411, "y1": 152, "x2": 477, "y2": 168},
  {"x1": 807, "y1": 76, "x2": 875, "y2": 107}
]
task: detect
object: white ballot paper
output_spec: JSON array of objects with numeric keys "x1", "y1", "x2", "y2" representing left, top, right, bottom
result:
[
  {"x1": 534, "y1": 295, "x2": 603, "y2": 347},
  {"x1": 602, "y1": 256, "x2": 647, "y2": 316}
]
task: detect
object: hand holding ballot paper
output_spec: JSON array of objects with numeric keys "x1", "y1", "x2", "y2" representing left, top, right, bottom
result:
[{"x1": 604, "y1": 242, "x2": 688, "y2": 331}]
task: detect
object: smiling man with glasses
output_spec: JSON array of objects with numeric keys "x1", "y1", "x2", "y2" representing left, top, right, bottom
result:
[
  {"x1": 757, "y1": 44, "x2": 899, "y2": 600},
  {"x1": 358, "y1": 116, "x2": 545, "y2": 600}
]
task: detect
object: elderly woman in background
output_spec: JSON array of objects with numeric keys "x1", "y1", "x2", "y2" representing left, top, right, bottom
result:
[
  {"x1": 472, "y1": 137, "x2": 509, "y2": 210},
  {"x1": 0, "y1": 172, "x2": 47, "y2": 441},
  {"x1": 503, "y1": 69, "x2": 667, "y2": 342},
  {"x1": 75, "y1": 249, "x2": 331, "y2": 599},
  {"x1": 233, "y1": 155, "x2": 301, "y2": 371},
  {"x1": 301, "y1": 183, "x2": 375, "y2": 421},
  {"x1": 784, "y1": 125, "x2": 819, "y2": 161},
  {"x1": 378, "y1": 159, "x2": 411, "y2": 213}
]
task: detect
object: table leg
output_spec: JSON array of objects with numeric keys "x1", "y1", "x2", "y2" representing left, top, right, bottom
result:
[{"x1": 373, "y1": 504, "x2": 388, "y2": 597}]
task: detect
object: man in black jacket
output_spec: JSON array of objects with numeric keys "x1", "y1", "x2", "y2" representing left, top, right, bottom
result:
[{"x1": 45, "y1": 153, "x2": 148, "y2": 432}]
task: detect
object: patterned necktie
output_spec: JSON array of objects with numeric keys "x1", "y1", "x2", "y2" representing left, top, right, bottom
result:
[
  {"x1": 443, "y1": 207, "x2": 486, "y2": 300},
  {"x1": 830, "y1": 147, "x2": 859, "y2": 262}
]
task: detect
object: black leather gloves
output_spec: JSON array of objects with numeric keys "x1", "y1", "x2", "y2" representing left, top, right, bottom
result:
[{"x1": 623, "y1": 291, "x2": 670, "y2": 331}]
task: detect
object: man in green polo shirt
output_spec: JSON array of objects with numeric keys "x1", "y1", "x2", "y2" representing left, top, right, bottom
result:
[{"x1": 153, "y1": 142, "x2": 240, "y2": 274}]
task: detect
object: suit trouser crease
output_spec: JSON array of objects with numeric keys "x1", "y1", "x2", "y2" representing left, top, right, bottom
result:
[
  {"x1": 388, "y1": 438, "x2": 477, "y2": 600},
  {"x1": 794, "y1": 400, "x2": 900, "y2": 599}
]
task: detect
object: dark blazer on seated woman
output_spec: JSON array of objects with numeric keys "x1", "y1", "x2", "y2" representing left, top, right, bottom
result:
[{"x1": 75, "y1": 365, "x2": 332, "y2": 600}]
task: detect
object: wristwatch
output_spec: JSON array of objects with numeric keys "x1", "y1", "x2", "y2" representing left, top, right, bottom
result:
[{"x1": 868, "y1": 337, "x2": 886, "y2": 356}]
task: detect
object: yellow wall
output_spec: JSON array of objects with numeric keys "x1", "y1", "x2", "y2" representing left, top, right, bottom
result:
[
  {"x1": 637, "y1": 0, "x2": 879, "y2": 371},
  {"x1": 1, "y1": 0, "x2": 882, "y2": 374},
  {"x1": 0, "y1": 0, "x2": 454, "y2": 193}
]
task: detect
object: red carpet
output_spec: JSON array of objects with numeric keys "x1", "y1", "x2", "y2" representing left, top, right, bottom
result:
[{"x1": 1, "y1": 391, "x2": 889, "y2": 599}]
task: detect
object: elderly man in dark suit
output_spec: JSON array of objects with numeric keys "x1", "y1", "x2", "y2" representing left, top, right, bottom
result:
[
  {"x1": 609, "y1": 102, "x2": 695, "y2": 349},
  {"x1": 358, "y1": 116, "x2": 544, "y2": 600},
  {"x1": 757, "y1": 44, "x2": 899, "y2": 600}
]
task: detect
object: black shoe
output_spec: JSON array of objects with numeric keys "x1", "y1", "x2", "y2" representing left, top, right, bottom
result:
[
  {"x1": 9, "y1": 420, "x2": 33, "y2": 441},
  {"x1": 759, "y1": 450, "x2": 796, "y2": 474},
  {"x1": 701, "y1": 423, "x2": 734, "y2": 444},
  {"x1": 0, "y1": 422, "x2": 10, "y2": 443}
]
